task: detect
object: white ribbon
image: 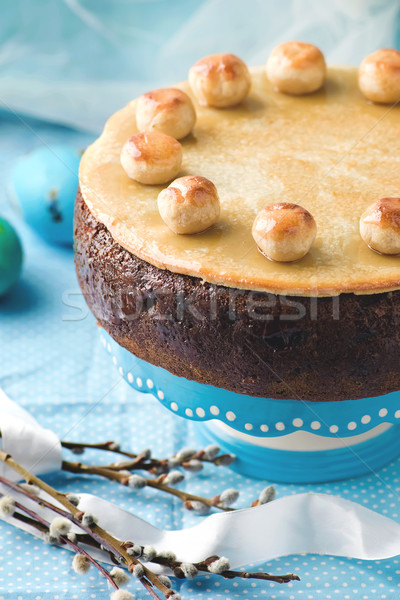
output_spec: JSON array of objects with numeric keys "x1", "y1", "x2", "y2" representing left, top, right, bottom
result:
[
  {"x1": 77, "y1": 492, "x2": 400, "y2": 565},
  {"x1": 1, "y1": 388, "x2": 400, "y2": 569},
  {"x1": 0, "y1": 389, "x2": 62, "y2": 481}
]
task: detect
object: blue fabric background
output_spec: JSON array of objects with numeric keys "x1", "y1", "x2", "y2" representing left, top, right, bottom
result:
[
  {"x1": 2, "y1": 2, "x2": 400, "y2": 599},
  {"x1": 1, "y1": 1, "x2": 400, "y2": 132}
]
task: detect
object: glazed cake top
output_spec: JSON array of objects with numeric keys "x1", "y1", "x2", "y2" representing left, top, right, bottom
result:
[{"x1": 79, "y1": 66, "x2": 400, "y2": 297}]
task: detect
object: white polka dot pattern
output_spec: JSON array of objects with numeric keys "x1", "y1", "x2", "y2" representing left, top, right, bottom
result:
[{"x1": 101, "y1": 336, "x2": 400, "y2": 437}]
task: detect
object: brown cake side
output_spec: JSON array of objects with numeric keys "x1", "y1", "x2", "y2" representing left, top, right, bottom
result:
[{"x1": 74, "y1": 189, "x2": 400, "y2": 402}]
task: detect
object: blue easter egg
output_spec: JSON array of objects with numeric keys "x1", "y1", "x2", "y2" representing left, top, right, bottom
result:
[
  {"x1": 0, "y1": 217, "x2": 23, "y2": 296},
  {"x1": 10, "y1": 145, "x2": 81, "y2": 246}
]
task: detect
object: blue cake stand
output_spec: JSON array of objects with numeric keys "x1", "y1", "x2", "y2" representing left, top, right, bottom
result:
[{"x1": 102, "y1": 331, "x2": 400, "y2": 483}]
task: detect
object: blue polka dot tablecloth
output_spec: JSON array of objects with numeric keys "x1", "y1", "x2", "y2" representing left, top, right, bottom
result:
[{"x1": 1, "y1": 114, "x2": 400, "y2": 600}]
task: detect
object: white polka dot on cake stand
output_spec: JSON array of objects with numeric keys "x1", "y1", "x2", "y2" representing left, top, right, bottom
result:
[{"x1": 311, "y1": 421, "x2": 321, "y2": 431}]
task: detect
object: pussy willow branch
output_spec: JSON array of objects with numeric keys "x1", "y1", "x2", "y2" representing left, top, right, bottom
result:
[
  {"x1": 65, "y1": 533, "x2": 119, "y2": 589},
  {"x1": 0, "y1": 478, "x2": 167, "y2": 599},
  {"x1": 153, "y1": 554, "x2": 300, "y2": 584},
  {"x1": 61, "y1": 440, "x2": 233, "y2": 471},
  {"x1": 16, "y1": 498, "x2": 152, "y2": 596},
  {"x1": 0, "y1": 452, "x2": 172, "y2": 600},
  {"x1": 0, "y1": 452, "x2": 300, "y2": 595},
  {"x1": 1, "y1": 485, "x2": 299, "y2": 588},
  {"x1": 7, "y1": 503, "x2": 47, "y2": 534},
  {"x1": 62, "y1": 460, "x2": 235, "y2": 512},
  {"x1": 2, "y1": 493, "x2": 119, "y2": 589}
]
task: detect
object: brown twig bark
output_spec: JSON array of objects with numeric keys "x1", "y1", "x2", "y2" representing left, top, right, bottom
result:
[
  {"x1": 0, "y1": 450, "x2": 300, "y2": 598},
  {"x1": 62, "y1": 459, "x2": 234, "y2": 512},
  {"x1": 2, "y1": 493, "x2": 119, "y2": 589},
  {"x1": 0, "y1": 452, "x2": 172, "y2": 599},
  {"x1": 61, "y1": 440, "x2": 234, "y2": 472}
]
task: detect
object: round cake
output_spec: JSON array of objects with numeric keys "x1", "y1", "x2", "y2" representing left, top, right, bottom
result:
[{"x1": 74, "y1": 45, "x2": 400, "y2": 403}]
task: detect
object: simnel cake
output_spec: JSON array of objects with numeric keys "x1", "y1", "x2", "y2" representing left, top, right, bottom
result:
[{"x1": 74, "y1": 43, "x2": 400, "y2": 403}]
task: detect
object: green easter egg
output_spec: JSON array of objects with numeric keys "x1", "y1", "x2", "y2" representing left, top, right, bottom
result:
[{"x1": 0, "y1": 217, "x2": 23, "y2": 296}]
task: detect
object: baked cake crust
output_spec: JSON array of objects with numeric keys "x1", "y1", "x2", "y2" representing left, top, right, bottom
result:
[
  {"x1": 74, "y1": 190, "x2": 400, "y2": 402},
  {"x1": 79, "y1": 66, "x2": 400, "y2": 297}
]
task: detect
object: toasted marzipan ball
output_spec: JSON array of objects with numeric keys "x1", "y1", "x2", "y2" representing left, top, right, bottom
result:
[
  {"x1": 136, "y1": 88, "x2": 196, "y2": 140},
  {"x1": 358, "y1": 49, "x2": 400, "y2": 104},
  {"x1": 360, "y1": 197, "x2": 400, "y2": 255},
  {"x1": 252, "y1": 202, "x2": 317, "y2": 262},
  {"x1": 158, "y1": 175, "x2": 220, "y2": 234},
  {"x1": 189, "y1": 53, "x2": 251, "y2": 108},
  {"x1": 120, "y1": 131, "x2": 182, "y2": 185},
  {"x1": 266, "y1": 41, "x2": 326, "y2": 95}
]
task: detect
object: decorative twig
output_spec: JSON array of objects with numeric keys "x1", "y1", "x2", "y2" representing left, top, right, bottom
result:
[
  {"x1": 5, "y1": 501, "x2": 48, "y2": 534},
  {"x1": 0, "y1": 450, "x2": 299, "y2": 600},
  {"x1": 62, "y1": 459, "x2": 239, "y2": 513},
  {"x1": 61, "y1": 440, "x2": 236, "y2": 472},
  {"x1": 60, "y1": 441, "x2": 273, "y2": 513},
  {"x1": 0, "y1": 452, "x2": 171, "y2": 600},
  {"x1": 0, "y1": 493, "x2": 119, "y2": 590},
  {"x1": 124, "y1": 546, "x2": 300, "y2": 584}
]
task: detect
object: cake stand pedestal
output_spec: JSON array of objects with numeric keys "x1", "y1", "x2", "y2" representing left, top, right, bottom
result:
[
  {"x1": 102, "y1": 331, "x2": 400, "y2": 483},
  {"x1": 196, "y1": 420, "x2": 400, "y2": 483}
]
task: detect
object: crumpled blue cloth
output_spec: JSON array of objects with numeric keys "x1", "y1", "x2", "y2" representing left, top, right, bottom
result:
[{"x1": 0, "y1": 0, "x2": 399, "y2": 132}]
